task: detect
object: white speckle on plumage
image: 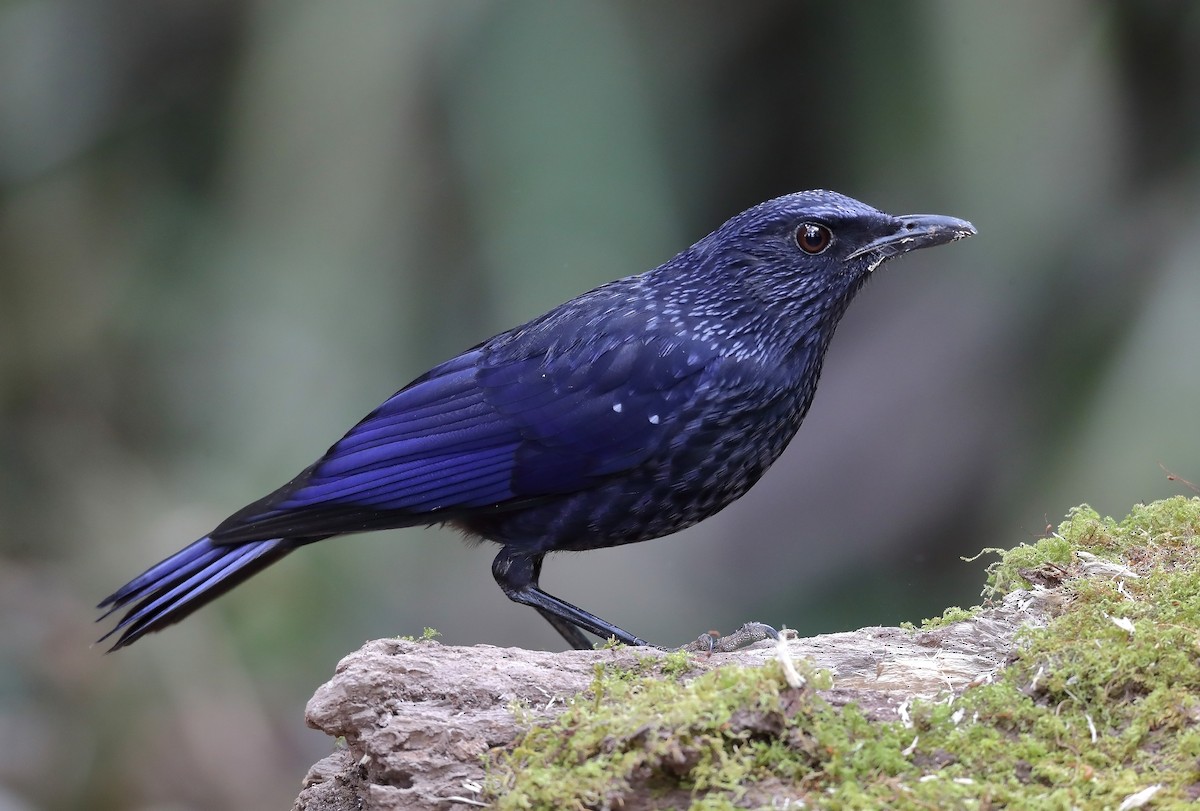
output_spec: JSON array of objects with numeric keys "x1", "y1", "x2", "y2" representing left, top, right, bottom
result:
[
  {"x1": 612, "y1": 403, "x2": 623, "y2": 413},
  {"x1": 649, "y1": 414, "x2": 660, "y2": 424}
]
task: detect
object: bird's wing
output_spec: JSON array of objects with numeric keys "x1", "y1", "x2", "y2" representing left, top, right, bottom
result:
[
  {"x1": 479, "y1": 320, "x2": 709, "y2": 495},
  {"x1": 210, "y1": 311, "x2": 712, "y2": 543}
]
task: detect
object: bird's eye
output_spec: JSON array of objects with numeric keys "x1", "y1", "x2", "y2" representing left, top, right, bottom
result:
[{"x1": 795, "y1": 223, "x2": 832, "y2": 255}]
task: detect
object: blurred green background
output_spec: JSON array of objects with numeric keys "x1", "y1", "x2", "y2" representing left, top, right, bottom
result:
[{"x1": 3, "y1": 1, "x2": 1199, "y2": 808}]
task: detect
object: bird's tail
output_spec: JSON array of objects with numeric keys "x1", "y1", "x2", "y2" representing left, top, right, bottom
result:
[{"x1": 96, "y1": 536, "x2": 294, "y2": 651}]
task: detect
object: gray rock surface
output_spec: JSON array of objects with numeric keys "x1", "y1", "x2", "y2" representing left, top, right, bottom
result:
[{"x1": 293, "y1": 589, "x2": 1050, "y2": 810}]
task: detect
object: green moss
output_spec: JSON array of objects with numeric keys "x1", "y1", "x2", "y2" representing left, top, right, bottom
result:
[
  {"x1": 485, "y1": 497, "x2": 1200, "y2": 809},
  {"x1": 659, "y1": 649, "x2": 695, "y2": 679},
  {"x1": 910, "y1": 604, "x2": 976, "y2": 630}
]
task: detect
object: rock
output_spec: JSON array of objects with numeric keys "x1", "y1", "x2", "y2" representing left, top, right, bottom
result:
[{"x1": 294, "y1": 588, "x2": 1050, "y2": 810}]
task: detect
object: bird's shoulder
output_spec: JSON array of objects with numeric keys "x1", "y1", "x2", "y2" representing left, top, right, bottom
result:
[{"x1": 485, "y1": 282, "x2": 705, "y2": 383}]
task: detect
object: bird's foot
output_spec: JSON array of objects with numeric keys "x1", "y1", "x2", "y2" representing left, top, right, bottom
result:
[{"x1": 680, "y1": 621, "x2": 783, "y2": 655}]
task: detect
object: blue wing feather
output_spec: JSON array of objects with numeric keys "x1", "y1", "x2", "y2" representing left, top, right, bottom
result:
[{"x1": 212, "y1": 304, "x2": 714, "y2": 542}]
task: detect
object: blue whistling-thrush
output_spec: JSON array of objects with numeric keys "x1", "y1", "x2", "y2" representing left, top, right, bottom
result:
[{"x1": 98, "y1": 190, "x2": 976, "y2": 651}]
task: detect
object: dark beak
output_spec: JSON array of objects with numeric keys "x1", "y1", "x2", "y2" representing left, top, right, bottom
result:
[{"x1": 847, "y1": 213, "x2": 977, "y2": 261}]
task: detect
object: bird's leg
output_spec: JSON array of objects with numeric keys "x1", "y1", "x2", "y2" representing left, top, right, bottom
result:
[
  {"x1": 526, "y1": 555, "x2": 594, "y2": 650},
  {"x1": 492, "y1": 547, "x2": 651, "y2": 649},
  {"x1": 533, "y1": 607, "x2": 594, "y2": 651}
]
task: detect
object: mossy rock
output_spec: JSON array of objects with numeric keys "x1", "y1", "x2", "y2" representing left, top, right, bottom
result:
[{"x1": 485, "y1": 497, "x2": 1200, "y2": 810}]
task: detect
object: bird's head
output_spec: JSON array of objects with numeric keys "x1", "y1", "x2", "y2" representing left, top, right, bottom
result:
[{"x1": 689, "y1": 190, "x2": 976, "y2": 323}]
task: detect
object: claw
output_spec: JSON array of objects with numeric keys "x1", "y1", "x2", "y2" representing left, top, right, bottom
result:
[{"x1": 679, "y1": 621, "x2": 779, "y2": 654}]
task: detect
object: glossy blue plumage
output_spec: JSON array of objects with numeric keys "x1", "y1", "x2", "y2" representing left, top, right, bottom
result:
[{"x1": 98, "y1": 190, "x2": 975, "y2": 650}]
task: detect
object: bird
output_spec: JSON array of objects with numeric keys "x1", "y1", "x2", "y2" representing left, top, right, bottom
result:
[{"x1": 97, "y1": 190, "x2": 976, "y2": 652}]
